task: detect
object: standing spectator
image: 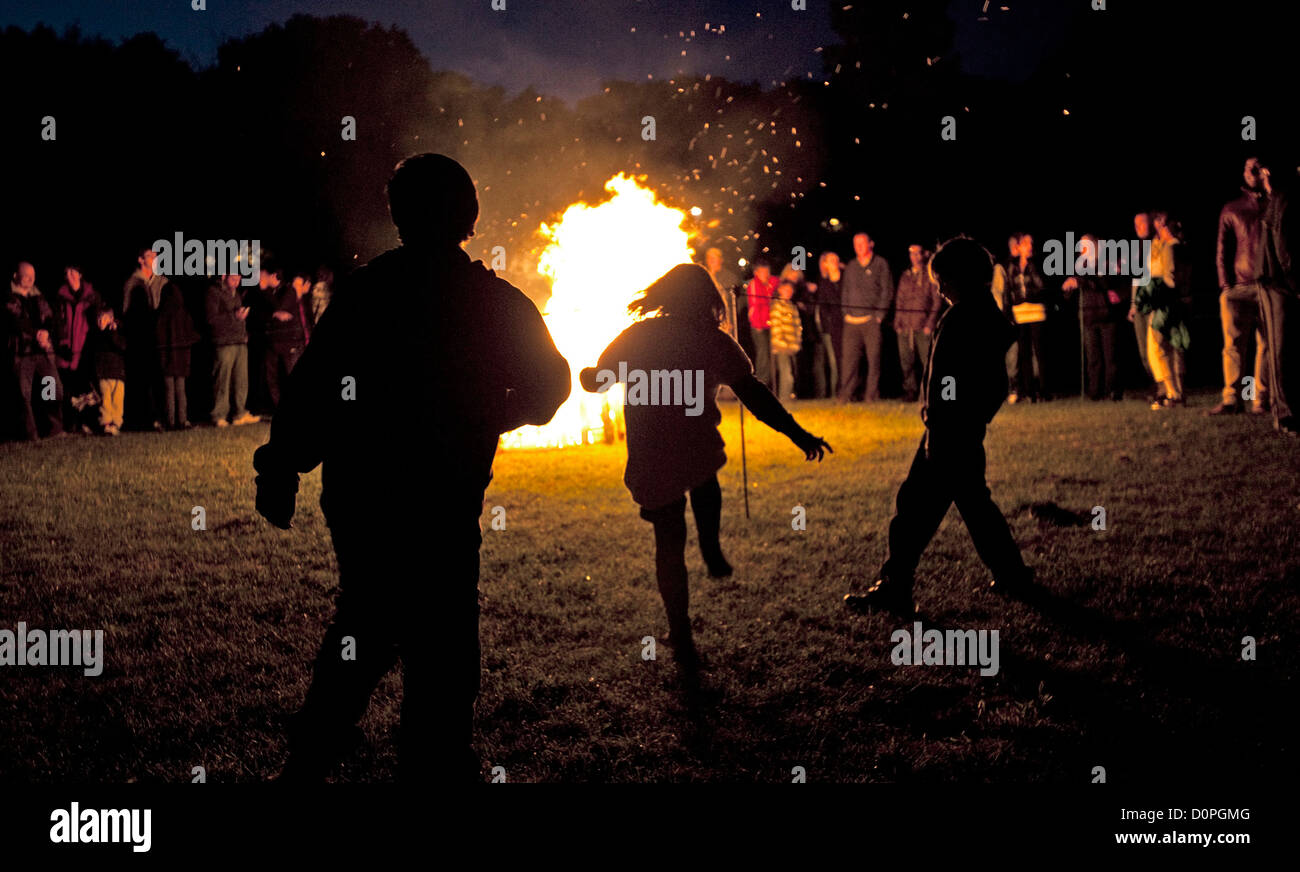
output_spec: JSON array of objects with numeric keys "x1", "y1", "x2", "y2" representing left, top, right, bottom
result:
[
  {"x1": 894, "y1": 244, "x2": 943, "y2": 403},
  {"x1": 122, "y1": 248, "x2": 166, "y2": 431},
  {"x1": 780, "y1": 263, "x2": 819, "y2": 398},
  {"x1": 994, "y1": 234, "x2": 1020, "y2": 402},
  {"x1": 1006, "y1": 233, "x2": 1051, "y2": 402},
  {"x1": 206, "y1": 273, "x2": 259, "y2": 428},
  {"x1": 704, "y1": 247, "x2": 740, "y2": 340},
  {"x1": 837, "y1": 232, "x2": 894, "y2": 403},
  {"x1": 1210, "y1": 157, "x2": 1271, "y2": 415},
  {"x1": 744, "y1": 260, "x2": 778, "y2": 389},
  {"x1": 247, "y1": 267, "x2": 281, "y2": 416},
  {"x1": 1064, "y1": 234, "x2": 1124, "y2": 401},
  {"x1": 89, "y1": 307, "x2": 127, "y2": 436},
  {"x1": 53, "y1": 264, "x2": 102, "y2": 432},
  {"x1": 311, "y1": 266, "x2": 334, "y2": 329},
  {"x1": 1125, "y1": 213, "x2": 1160, "y2": 402},
  {"x1": 770, "y1": 281, "x2": 803, "y2": 400},
  {"x1": 815, "y1": 252, "x2": 843, "y2": 398},
  {"x1": 263, "y1": 272, "x2": 312, "y2": 413},
  {"x1": 156, "y1": 282, "x2": 199, "y2": 430},
  {"x1": 1260, "y1": 160, "x2": 1297, "y2": 436},
  {"x1": 1136, "y1": 214, "x2": 1191, "y2": 409},
  {"x1": 5, "y1": 262, "x2": 64, "y2": 440}
]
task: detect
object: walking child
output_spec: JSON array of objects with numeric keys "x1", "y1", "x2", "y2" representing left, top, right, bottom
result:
[{"x1": 844, "y1": 238, "x2": 1033, "y2": 617}]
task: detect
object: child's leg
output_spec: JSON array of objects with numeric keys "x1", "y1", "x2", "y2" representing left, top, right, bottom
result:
[
  {"x1": 641, "y1": 498, "x2": 692, "y2": 649},
  {"x1": 688, "y1": 475, "x2": 731, "y2": 577},
  {"x1": 948, "y1": 439, "x2": 1028, "y2": 584},
  {"x1": 880, "y1": 436, "x2": 954, "y2": 586}
]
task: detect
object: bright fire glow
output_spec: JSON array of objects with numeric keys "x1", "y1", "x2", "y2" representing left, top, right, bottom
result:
[{"x1": 501, "y1": 174, "x2": 694, "y2": 449}]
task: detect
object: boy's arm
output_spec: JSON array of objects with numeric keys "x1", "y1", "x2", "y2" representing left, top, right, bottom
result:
[{"x1": 496, "y1": 289, "x2": 571, "y2": 432}]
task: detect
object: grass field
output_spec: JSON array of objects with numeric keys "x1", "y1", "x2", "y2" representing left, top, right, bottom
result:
[{"x1": 1, "y1": 392, "x2": 1297, "y2": 783}]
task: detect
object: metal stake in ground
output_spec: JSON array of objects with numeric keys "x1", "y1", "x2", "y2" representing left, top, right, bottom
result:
[{"x1": 739, "y1": 402, "x2": 750, "y2": 519}]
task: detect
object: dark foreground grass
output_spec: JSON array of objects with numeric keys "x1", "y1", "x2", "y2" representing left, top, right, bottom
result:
[{"x1": 1, "y1": 392, "x2": 1296, "y2": 783}]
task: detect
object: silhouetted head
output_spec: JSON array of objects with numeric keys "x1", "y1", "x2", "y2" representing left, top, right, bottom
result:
[
  {"x1": 387, "y1": 153, "x2": 479, "y2": 245},
  {"x1": 160, "y1": 281, "x2": 182, "y2": 308},
  {"x1": 628, "y1": 263, "x2": 726, "y2": 326},
  {"x1": 315, "y1": 265, "x2": 333, "y2": 285},
  {"x1": 928, "y1": 237, "x2": 993, "y2": 305},
  {"x1": 64, "y1": 265, "x2": 83, "y2": 288}
]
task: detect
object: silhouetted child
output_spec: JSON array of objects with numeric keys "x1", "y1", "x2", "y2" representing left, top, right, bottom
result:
[
  {"x1": 844, "y1": 237, "x2": 1033, "y2": 618},
  {"x1": 579, "y1": 264, "x2": 831, "y2": 668},
  {"x1": 89, "y1": 308, "x2": 127, "y2": 436}
]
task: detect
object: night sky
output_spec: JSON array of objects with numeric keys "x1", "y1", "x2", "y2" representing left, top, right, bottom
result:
[{"x1": 2, "y1": 0, "x2": 1068, "y2": 101}]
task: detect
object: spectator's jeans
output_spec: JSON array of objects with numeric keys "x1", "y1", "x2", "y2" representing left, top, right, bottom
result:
[
  {"x1": 813, "y1": 332, "x2": 838, "y2": 398},
  {"x1": 1146, "y1": 324, "x2": 1185, "y2": 402},
  {"x1": 1259, "y1": 283, "x2": 1293, "y2": 424},
  {"x1": 163, "y1": 376, "x2": 188, "y2": 428},
  {"x1": 774, "y1": 351, "x2": 797, "y2": 399},
  {"x1": 12, "y1": 353, "x2": 63, "y2": 440},
  {"x1": 897, "y1": 329, "x2": 931, "y2": 400},
  {"x1": 265, "y1": 344, "x2": 303, "y2": 411},
  {"x1": 1132, "y1": 308, "x2": 1154, "y2": 380},
  {"x1": 1005, "y1": 337, "x2": 1019, "y2": 394},
  {"x1": 98, "y1": 379, "x2": 124, "y2": 429},
  {"x1": 1219, "y1": 284, "x2": 1269, "y2": 406},
  {"x1": 838, "y1": 318, "x2": 883, "y2": 402},
  {"x1": 1016, "y1": 323, "x2": 1050, "y2": 398},
  {"x1": 749, "y1": 326, "x2": 772, "y2": 389},
  {"x1": 211, "y1": 343, "x2": 249, "y2": 423},
  {"x1": 1083, "y1": 322, "x2": 1120, "y2": 399}
]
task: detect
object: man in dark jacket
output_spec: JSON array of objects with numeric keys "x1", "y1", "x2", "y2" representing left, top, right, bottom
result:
[
  {"x1": 893, "y1": 244, "x2": 943, "y2": 403},
  {"x1": 253, "y1": 153, "x2": 571, "y2": 782},
  {"x1": 1065, "y1": 234, "x2": 1125, "y2": 401},
  {"x1": 206, "y1": 274, "x2": 258, "y2": 427},
  {"x1": 1211, "y1": 157, "x2": 1272, "y2": 415},
  {"x1": 837, "y1": 232, "x2": 894, "y2": 403},
  {"x1": 1260, "y1": 161, "x2": 1296, "y2": 435},
  {"x1": 261, "y1": 272, "x2": 311, "y2": 413},
  {"x1": 6, "y1": 262, "x2": 64, "y2": 440},
  {"x1": 845, "y1": 237, "x2": 1032, "y2": 617}
]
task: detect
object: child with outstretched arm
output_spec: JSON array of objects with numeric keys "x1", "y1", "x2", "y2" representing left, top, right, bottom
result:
[{"x1": 579, "y1": 264, "x2": 832, "y2": 670}]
